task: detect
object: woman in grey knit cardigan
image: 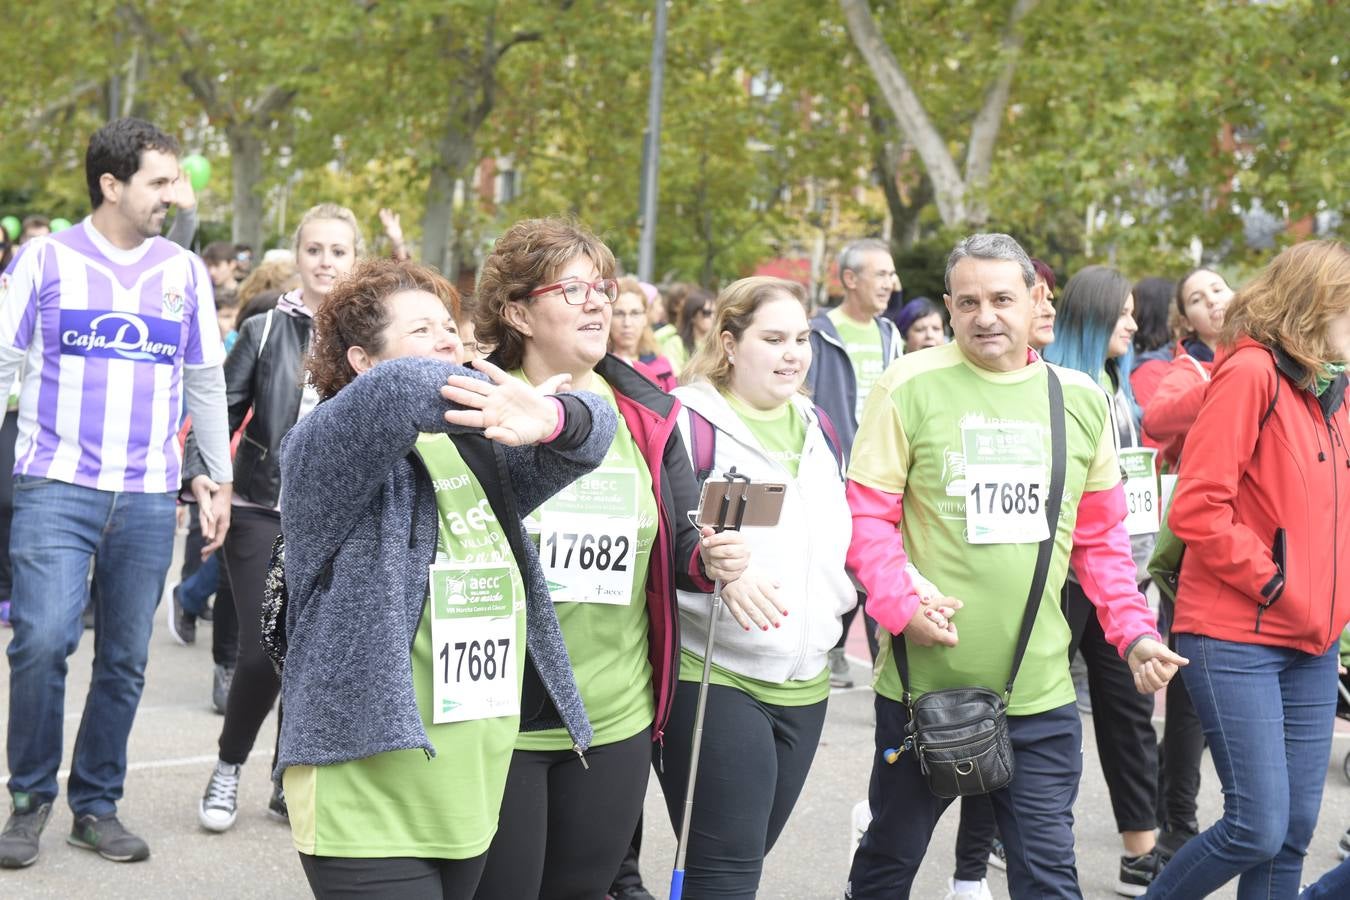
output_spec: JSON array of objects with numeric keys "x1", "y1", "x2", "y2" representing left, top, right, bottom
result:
[{"x1": 273, "y1": 258, "x2": 617, "y2": 899}]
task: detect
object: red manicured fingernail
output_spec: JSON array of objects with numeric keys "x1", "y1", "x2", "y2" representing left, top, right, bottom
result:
[
  {"x1": 773, "y1": 622, "x2": 781, "y2": 629},
  {"x1": 761, "y1": 625, "x2": 769, "y2": 631}
]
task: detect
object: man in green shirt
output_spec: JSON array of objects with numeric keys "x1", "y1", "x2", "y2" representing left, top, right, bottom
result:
[
  {"x1": 842, "y1": 233, "x2": 1185, "y2": 899},
  {"x1": 807, "y1": 238, "x2": 902, "y2": 685}
]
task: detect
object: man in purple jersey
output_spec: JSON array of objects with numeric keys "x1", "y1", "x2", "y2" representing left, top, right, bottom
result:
[{"x1": 0, "y1": 118, "x2": 232, "y2": 869}]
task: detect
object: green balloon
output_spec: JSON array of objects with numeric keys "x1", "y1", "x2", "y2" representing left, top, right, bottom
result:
[
  {"x1": 49, "y1": 218, "x2": 72, "y2": 233},
  {"x1": 1, "y1": 216, "x2": 18, "y2": 240},
  {"x1": 182, "y1": 154, "x2": 211, "y2": 191}
]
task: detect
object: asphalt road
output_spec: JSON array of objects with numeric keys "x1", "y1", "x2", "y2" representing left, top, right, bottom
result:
[{"x1": 1, "y1": 535, "x2": 1348, "y2": 898}]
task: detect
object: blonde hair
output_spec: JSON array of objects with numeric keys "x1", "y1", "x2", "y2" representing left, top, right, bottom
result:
[
  {"x1": 611, "y1": 276, "x2": 660, "y2": 357},
  {"x1": 683, "y1": 276, "x2": 809, "y2": 389},
  {"x1": 291, "y1": 203, "x2": 365, "y2": 257},
  {"x1": 1221, "y1": 240, "x2": 1350, "y2": 388}
]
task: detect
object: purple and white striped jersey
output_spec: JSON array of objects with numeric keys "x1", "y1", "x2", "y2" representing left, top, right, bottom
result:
[{"x1": 0, "y1": 218, "x2": 224, "y2": 493}]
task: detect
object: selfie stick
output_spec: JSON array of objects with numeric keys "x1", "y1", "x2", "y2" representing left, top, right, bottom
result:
[{"x1": 670, "y1": 467, "x2": 752, "y2": 900}]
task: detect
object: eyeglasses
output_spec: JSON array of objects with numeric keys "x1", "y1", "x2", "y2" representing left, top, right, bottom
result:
[
  {"x1": 611, "y1": 309, "x2": 647, "y2": 321},
  {"x1": 695, "y1": 307, "x2": 714, "y2": 318},
  {"x1": 527, "y1": 278, "x2": 618, "y2": 306}
]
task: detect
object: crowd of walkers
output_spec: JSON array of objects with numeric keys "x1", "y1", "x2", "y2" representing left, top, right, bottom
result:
[{"x1": 2, "y1": 117, "x2": 1350, "y2": 900}]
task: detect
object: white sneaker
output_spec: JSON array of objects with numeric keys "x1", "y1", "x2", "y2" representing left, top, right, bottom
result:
[
  {"x1": 944, "y1": 877, "x2": 993, "y2": 900},
  {"x1": 199, "y1": 761, "x2": 241, "y2": 832},
  {"x1": 849, "y1": 799, "x2": 872, "y2": 859}
]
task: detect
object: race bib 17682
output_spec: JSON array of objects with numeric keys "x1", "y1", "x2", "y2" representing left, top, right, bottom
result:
[{"x1": 539, "y1": 469, "x2": 639, "y2": 604}]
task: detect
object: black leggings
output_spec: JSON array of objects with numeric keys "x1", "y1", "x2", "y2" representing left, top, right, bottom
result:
[
  {"x1": 299, "y1": 852, "x2": 486, "y2": 900},
  {"x1": 1156, "y1": 596, "x2": 1204, "y2": 833},
  {"x1": 1064, "y1": 579, "x2": 1158, "y2": 833},
  {"x1": 218, "y1": 506, "x2": 283, "y2": 766},
  {"x1": 655, "y1": 681, "x2": 827, "y2": 899},
  {"x1": 474, "y1": 728, "x2": 652, "y2": 900}
]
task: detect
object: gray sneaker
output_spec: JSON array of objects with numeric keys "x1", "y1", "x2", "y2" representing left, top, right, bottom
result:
[
  {"x1": 67, "y1": 813, "x2": 149, "y2": 862},
  {"x1": 0, "y1": 794, "x2": 51, "y2": 868},
  {"x1": 167, "y1": 585, "x2": 196, "y2": 646},
  {"x1": 828, "y1": 647, "x2": 854, "y2": 689},
  {"x1": 199, "y1": 761, "x2": 240, "y2": 832},
  {"x1": 267, "y1": 782, "x2": 288, "y2": 822},
  {"x1": 212, "y1": 664, "x2": 234, "y2": 715}
]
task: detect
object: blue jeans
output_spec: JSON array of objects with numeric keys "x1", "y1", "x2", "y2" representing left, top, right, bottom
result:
[
  {"x1": 846, "y1": 698, "x2": 1083, "y2": 899},
  {"x1": 5, "y1": 476, "x2": 176, "y2": 817},
  {"x1": 1303, "y1": 856, "x2": 1350, "y2": 899},
  {"x1": 178, "y1": 550, "x2": 219, "y2": 616},
  {"x1": 1145, "y1": 634, "x2": 1338, "y2": 900}
]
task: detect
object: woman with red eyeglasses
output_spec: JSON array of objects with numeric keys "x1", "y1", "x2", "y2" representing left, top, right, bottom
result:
[{"x1": 470, "y1": 218, "x2": 751, "y2": 900}]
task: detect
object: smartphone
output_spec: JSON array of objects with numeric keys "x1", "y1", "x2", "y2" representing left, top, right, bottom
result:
[{"x1": 694, "y1": 481, "x2": 787, "y2": 529}]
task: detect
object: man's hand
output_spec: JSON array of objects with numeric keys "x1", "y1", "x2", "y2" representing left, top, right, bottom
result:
[
  {"x1": 900, "y1": 595, "x2": 961, "y2": 647},
  {"x1": 172, "y1": 166, "x2": 198, "y2": 211},
  {"x1": 191, "y1": 475, "x2": 233, "y2": 557},
  {"x1": 1126, "y1": 637, "x2": 1189, "y2": 694}
]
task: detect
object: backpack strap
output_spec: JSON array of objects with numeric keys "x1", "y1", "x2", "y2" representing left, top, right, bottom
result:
[
  {"x1": 813, "y1": 404, "x2": 846, "y2": 478},
  {"x1": 687, "y1": 408, "x2": 717, "y2": 484}
]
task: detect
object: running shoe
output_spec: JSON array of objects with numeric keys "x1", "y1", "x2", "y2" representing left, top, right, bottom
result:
[
  {"x1": 167, "y1": 585, "x2": 196, "y2": 646},
  {"x1": 1338, "y1": 826, "x2": 1350, "y2": 859},
  {"x1": 0, "y1": 794, "x2": 51, "y2": 868},
  {"x1": 199, "y1": 761, "x2": 241, "y2": 832},
  {"x1": 987, "y1": 837, "x2": 1007, "y2": 871},
  {"x1": 828, "y1": 647, "x2": 854, "y2": 689},
  {"x1": 607, "y1": 887, "x2": 656, "y2": 900},
  {"x1": 67, "y1": 813, "x2": 150, "y2": 862},
  {"x1": 268, "y1": 782, "x2": 288, "y2": 822},
  {"x1": 1155, "y1": 825, "x2": 1197, "y2": 862},
  {"x1": 212, "y1": 664, "x2": 233, "y2": 715},
  {"x1": 1116, "y1": 849, "x2": 1162, "y2": 897},
  {"x1": 944, "y1": 877, "x2": 993, "y2": 900}
]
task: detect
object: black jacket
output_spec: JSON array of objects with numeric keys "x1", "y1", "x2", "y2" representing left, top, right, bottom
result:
[{"x1": 185, "y1": 307, "x2": 312, "y2": 506}]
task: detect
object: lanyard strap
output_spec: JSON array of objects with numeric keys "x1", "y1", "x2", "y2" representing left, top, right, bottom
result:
[{"x1": 896, "y1": 366, "x2": 1067, "y2": 703}]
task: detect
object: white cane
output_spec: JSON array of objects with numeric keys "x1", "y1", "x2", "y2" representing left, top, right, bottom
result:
[{"x1": 670, "y1": 468, "x2": 752, "y2": 900}]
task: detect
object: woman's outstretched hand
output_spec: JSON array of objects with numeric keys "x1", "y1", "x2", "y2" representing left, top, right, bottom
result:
[{"x1": 441, "y1": 359, "x2": 572, "y2": 446}]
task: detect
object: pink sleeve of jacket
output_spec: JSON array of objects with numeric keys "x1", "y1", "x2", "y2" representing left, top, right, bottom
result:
[
  {"x1": 846, "y1": 480, "x2": 921, "y2": 636},
  {"x1": 1069, "y1": 486, "x2": 1162, "y2": 657}
]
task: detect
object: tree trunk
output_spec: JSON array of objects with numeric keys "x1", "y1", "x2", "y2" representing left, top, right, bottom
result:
[
  {"x1": 228, "y1": 127, "x2": 265, "y2": 252},
  {"x1": 421, "y1": 122, "x2": 476, "y2": 277},
  {"x1": 838, "y1": 0, "x2": 967, "y2": 226}
]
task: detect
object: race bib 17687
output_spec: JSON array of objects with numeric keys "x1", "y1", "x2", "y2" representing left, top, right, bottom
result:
[{"x1": 428, "y1": 561, "x2": 519, "y2": 724}]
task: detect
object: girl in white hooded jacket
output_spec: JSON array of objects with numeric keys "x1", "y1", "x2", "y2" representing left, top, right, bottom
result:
[{"x1": 655, "y1": 276, "x2": 857, "y2": 899}]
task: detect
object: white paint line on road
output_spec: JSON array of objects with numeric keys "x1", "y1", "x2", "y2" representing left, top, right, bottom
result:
[{"x1": 0, "y1": 748, "x2": 271, "y2": 783}]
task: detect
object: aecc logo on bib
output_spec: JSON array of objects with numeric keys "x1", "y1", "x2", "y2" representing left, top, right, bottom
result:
[{"x1": 59, "y1": 310, "x2": 181, "y2": 364}]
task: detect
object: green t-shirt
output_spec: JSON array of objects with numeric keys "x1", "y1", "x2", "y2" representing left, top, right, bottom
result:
[
  {"x1": 849, "y1": 342, "x2": 1119, "y2": 715},
  {"x1": 722, "y1": 390, "x2": 807, "y2": 477},
  {"x1": 516, "y1": 375, "x2": 660, "y2": 750},
  {"x1": 828, "y1": 307, "x2": 885, "y2": 423},
  {"x1": 658, "y1": 328, "x2": 689, "y2": 372},
  {"x1": 678, "y1": 648, "x2": 829, "y2": 706},
  {"x1": 286, "y1": 435, "x2": 527, "y2": 858}
]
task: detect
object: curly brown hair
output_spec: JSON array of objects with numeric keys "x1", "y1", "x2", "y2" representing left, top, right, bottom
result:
[
  {"x1": 1221, "y1": 240, "x2": 1350, "y2": 388},
  {"x1": 475, "y1": 218, "x2": 616, "y2": 370},
  {"x1": 308, "y1": 257, "x2": 461, "y2": 399}
]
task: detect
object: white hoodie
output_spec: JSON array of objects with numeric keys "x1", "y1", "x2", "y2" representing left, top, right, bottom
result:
[{"x1": 673, "y1": 381, "x2": 857, "y2": 685}]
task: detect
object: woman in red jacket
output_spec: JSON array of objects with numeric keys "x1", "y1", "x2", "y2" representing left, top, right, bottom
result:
[
  {"x1": 1146, "y1": 240, "x2": 1350, "y2": 899},
  {"x1": 1139, "y1": 268, "x2": 1235, "y2": 469}
]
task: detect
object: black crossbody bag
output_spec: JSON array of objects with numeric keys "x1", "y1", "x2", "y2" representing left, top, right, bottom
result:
[{"x1": 892, "y1": 367, "x2": 1066, "y2": 798}]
